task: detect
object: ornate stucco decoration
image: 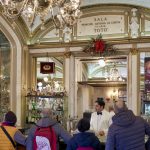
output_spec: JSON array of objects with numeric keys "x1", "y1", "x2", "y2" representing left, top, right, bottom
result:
[
  {"x1": 130, "y1": 48, "x2": 138, "y2": 55},
  {"x1": 129, "y1": 8, "x2": 139, "y2": 39}
]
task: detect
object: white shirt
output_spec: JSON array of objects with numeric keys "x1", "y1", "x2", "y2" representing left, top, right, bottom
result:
[{"x1": 90, "y1": 109, "x2": 111, "y2": 142}]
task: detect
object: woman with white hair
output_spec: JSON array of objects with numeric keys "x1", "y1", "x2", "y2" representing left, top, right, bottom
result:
[{"x1": 26, "y1": 108, "x2": 72, "y2": 150}]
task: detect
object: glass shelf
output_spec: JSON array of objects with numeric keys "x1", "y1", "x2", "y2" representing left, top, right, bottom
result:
[{"x1": 25, "y1": 95, "x2": 68, "y2": 128}]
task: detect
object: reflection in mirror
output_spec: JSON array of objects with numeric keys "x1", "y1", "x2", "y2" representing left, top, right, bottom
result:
[
  {"x1": 25, "y1": 56, "x2": 66, "y2": 127},
  {"x1": 77, "y1": 56, "x2": 127, "y2": 118},
  {"x1": 81, "y1": 57, "x2": 127, "y2": 82},
  {"x1": 36, "y1": 57, "x2": 64, "y2": 94},
  {"x1": 140, "y1": 52, "x2": 150, "y2": 116},
  {"x1": 0, "y1": 31, "x2": 11, "y2": 121}
]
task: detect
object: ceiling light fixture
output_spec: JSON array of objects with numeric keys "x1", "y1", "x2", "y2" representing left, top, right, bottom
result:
[
  {"x1": 0, "y1": 0, "x2": 82, "y2": 31},
  {"x1": 106, "y1": 64, "x2": 125, "y2": 82},
  {"x1": 43, "y1": 76, "x2": 48, "y2": 82},
  {"x1": 98, "y1": 58, "x2": 106, "y2": 67}
]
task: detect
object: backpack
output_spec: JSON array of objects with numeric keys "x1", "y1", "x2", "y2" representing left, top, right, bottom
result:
[
  {"x1": 76, "y1": 146, "x2": 94, "y2": 150},
  {"x1": 33, "y1": 126, "x2": 57, "y2": 150}
]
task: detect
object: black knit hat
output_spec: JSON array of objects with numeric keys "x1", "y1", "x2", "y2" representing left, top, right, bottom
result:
[
  {"x1": 77, "y1": 118, "x2": 90, "y2": 132},
  {"x1": 5, "y1": 111, "x2": 17, "y2": 124}
]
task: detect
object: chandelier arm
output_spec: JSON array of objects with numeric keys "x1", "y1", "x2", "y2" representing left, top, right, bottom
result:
[
  {"x1": 62, "y1": 0, "x2": 67, "y2": 6},
  {"x1": 29, "y1": 0, "x2": 39, "y2": 27},
  {"x1": 49, "y1": 6, "x2": 60, "y2": 29},
  {"x1": 5, "y1": 0, "x2": 29, "y2": 19},
  {"x1": 1, "y1": 0, "x2": 82, "y2": 31},
  {"x1": 58, "y1": 0, "x2": 81, "y2": 28},
  {"x1": 59, "y1": 3, "x2": 76, "y2": 28},
  {"x1": 60, "y1": 12, "x2": 69, "y2": 27}
]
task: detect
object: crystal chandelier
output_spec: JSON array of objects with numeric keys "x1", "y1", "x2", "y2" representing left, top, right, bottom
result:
[
  {"x1": 0, "y1": 0, "x2": 82, "y2": 30},
  {"x1": 106, "y1": 64, "x2": 125, "y2": 82}
]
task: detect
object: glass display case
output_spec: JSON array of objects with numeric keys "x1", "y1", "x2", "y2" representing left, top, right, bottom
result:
[
  {"x1": 142, "y1": 101, "x2": 150, "y2": 115},
  {"x1": 25, "y1": 94, "x2": 67, "y2": 128}
]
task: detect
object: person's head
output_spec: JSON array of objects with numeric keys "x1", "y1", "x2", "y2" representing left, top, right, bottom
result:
[
  {"x1": 4, "y1": 111, "x2": 17, "y2": 126},
  {"x1": 109, "y1": 105, "x2": 114, "y2": 112},
  {"x1": 40, "y1": 108, "x2": 52, "y2": 118},
  {"x1": 77, "y1": 118, "x2": 90, "y2": 132},
  {"x1": 95, "y1": 97, "x2": 105, "y2": 112},
  {"x1": 114, "y1": 100, "x2": 128, "y2": 114}
]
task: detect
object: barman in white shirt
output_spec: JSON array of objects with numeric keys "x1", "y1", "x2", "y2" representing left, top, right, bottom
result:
[{"x1": 90, "y1": 97, "x2": 111, "y2": 143}]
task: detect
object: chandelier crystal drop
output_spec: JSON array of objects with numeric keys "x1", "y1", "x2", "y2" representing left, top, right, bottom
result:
[
  {"x1": 0, "y1": 0, "x2": 82, "y2": 30},
  {"x1": 106, "y1": 64, "x2": 125, "y2": 82}
]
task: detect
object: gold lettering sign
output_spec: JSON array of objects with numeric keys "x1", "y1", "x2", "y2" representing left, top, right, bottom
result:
[
  {"x1": 77, "y1": 15, "x2": 125, "y2": 36},
  {"x1": 43, "y1": 65, "x2": 51, "y2": 71}
]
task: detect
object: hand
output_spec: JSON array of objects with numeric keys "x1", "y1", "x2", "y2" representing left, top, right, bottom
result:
[{"x1": 99, "y1": 130, "x2": 105, "y2": 136}]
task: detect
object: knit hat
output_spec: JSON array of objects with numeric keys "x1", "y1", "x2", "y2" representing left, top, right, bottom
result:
[
  {"x1": 5, "y1": 111, "x2": 17, "y2": 124},
  {"x1": 77, "y1": 118, "x2": 90, "y2": 132}
]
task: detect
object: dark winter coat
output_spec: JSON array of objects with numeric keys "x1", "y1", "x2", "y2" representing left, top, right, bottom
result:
[
  {"x1": 145, "y1": 137, "x2": 150, "y2": 150},
  {"x1": 106, "y1": 110, "x2": 150, "y2": 150},
  {"x1": 67, "y1": 131, "x2": 101, "y2": 150},
  {"x1": 26, "y1": 117, "x2": 72, "y2": 150}
]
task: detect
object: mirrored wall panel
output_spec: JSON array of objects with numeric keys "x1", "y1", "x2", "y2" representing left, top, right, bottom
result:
[{"x1": 0, "y1": 31, "x2": 11, "y2": 121}]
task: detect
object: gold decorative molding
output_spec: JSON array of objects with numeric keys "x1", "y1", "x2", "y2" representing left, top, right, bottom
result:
[
  {"x1": 64, "y1": 51, "x2": 72, "y2": 58},
  {"x1": 23, "y1": 45, "x2": 28, "y2": 51},
  {"x1": 130, "y1": 48, "x2": 138, "y2": 55}
]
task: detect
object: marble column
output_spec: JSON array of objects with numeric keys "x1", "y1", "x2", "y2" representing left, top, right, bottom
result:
[
  {"x1": 128, "y1": 48, "x2": 140, "y2": 115},
  {"x1": 65, "y1": 54, "x2": 75, "y2": 117}
]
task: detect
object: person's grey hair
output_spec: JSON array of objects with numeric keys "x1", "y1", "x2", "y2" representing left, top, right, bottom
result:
[
  {"x1": 40, "y1": 108, "x2": 52, "y2": 118},
  {"x1": 114, "y1": 100, "x2": 128, "y2": 114}
]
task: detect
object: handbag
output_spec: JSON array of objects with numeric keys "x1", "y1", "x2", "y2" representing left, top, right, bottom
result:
[{"x1": 1, "y1": 126, "x2": 17, "y2": 149}]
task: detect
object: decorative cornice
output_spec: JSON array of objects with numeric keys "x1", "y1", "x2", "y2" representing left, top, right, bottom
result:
[
  {"x1": 64, "y1": 51, "x2": 72, "y2": 58},
  {"x1": 28, "y1": 37, "x2": 150, "y2": 49}
]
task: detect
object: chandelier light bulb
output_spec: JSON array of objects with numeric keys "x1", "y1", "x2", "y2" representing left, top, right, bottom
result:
[
  {"x1": 38, "y1": 82, "x2": 43, "y2": 87},
  {"x1": 54, "y1": 81, "x2": 59, "y2": 89},
  {"x1": 98, "y1": 59, "x2": 106, "y2": 67},
  {"x1": 43, "y1": 77, "x2": 48, "y2": 82}
]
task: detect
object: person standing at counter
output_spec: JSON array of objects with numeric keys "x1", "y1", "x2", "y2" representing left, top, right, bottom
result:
[
  {"x1": 67, "y1": 118, "x2": 101, "y2": 150},
  {"x1": 90, "y1": 97, "x2": 110, "y2": 142},
  {"x1": 106, "y1": 100, "x2": 150, "y2": 150},
  {"x1": 26, "y1": 108, "x2": 72, "y2": 150}
]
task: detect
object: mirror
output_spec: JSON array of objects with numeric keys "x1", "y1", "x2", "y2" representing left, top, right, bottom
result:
[
  {"x1": 0, "y1": 31, "x2": 11, "y2": 121},
  {"x1": 36, "y1": 56, "x2": 64, "y2": 93},
  {"x1": 77, "y1": 56, "x2": 127, "y2": 117}
]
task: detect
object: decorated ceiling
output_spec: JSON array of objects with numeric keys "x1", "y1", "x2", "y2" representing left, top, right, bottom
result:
[{"x1": 1, "y1": 0, "x2": 150, "y2": 45}]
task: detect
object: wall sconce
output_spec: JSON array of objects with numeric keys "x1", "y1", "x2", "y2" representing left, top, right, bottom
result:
[{"x1": 111, "y1": 89, "x2": 118, "y2": 102}]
